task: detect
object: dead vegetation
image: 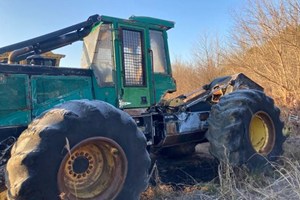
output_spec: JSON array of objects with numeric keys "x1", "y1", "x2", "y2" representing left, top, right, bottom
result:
[
  {"x1": 143, "y1": 0, "x2": 300, "y2": 199},
  {"x1": 169, "y1": 0, "x2": 300, "y2": 133},
  {"x1": 142, "y1": 136, "x2": 300, "y2": 200},
  {"x1": 171, "y1": 0, "x2": 300, "y2": 107}
]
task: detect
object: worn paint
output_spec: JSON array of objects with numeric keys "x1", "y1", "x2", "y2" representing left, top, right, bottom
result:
[{"x1": 0, "y1": 14, "x2": 176, "y2": 129}]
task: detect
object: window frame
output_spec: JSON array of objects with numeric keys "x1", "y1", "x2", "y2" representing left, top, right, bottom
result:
[{"x1": 120, "y1": 27, "x2": 147, "y2": 87}]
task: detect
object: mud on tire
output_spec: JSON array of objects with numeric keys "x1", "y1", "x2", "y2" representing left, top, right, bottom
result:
[
  {"x1": 6, "y1": 100, "x2": 150, "y2": 200},
  {"x1": 206, "y1": 90, "x2": 285, "y2": 170}
]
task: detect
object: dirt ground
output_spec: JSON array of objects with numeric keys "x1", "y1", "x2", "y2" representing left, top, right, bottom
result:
[
  {"x1": 150, "y1": 143, "x2": 218, "y2": 185},
  {"x1": 140, "y1": 143, "x2": 218, "y2": 199}
]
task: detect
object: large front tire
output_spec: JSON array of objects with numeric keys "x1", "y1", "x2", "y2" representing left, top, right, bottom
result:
[
  {"x1": 6, "y1": 100, "x2": 150, "y2": 200},
  {"x1": 206, "y1": 90, "x2": 285, "y2": 170}
]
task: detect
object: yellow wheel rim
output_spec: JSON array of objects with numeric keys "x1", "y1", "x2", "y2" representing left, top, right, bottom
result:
[
  {"x1": 249, "y1": 112, "x2": 275, "y2": 155},
  {"x1": 57, "y1": 137, "x2": 127, "y2": 200}
]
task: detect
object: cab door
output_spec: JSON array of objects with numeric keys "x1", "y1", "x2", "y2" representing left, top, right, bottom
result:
[{"x1": 118, "y1": 27, "x2": 151, "y2": 108}]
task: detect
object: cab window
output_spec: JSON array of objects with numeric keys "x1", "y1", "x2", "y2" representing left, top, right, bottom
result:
[
  {"x1": 121, "y1": 29, "x2": 145, "y2": 86},
  {"x1": 81, "y1": 24, "x2": 114, "y2": 86},
  {"x1": 150, "y1": 30, "x2": 167, "y2": 73}
]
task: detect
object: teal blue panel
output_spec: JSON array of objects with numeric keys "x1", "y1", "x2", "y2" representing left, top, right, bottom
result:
[
  {"x1": 92, "y1": 77, "x2": 117, "y2": 107},
  {"x1": 0, "y1": 74, "x2": 31, "y2": 126},
  {"x1": 154, "y1": 73, "x2": 176, "y2": 103},
  {"x1": 31, "y1": 75, "x2": 93, "y2": 117}
]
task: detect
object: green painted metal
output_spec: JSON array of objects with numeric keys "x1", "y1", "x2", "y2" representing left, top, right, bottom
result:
[
  {"x1": 31, "y1": 75, "x2": 93, "y2": 117},
  {"x1": 108, "y1": 18, "x2": 175, "y2": 108},
  {"x1": 118, "y1": 24, "x2": 151, "y2": 108},
  {"x1": 0, "y1": 74, "x2": 29, "y2": 110},
  {"x1": 121, "y1": 87, "x2": 151, "y2": 108},
  {"x1": 84, "y1": 16, "x2": 175, "y2": 108},
  {"x1": 0, "y1": 14, "x2": 176, "y2": 127},
  {"x1": 129, "y1": 16, "x2": 174, "y2": 30},
  {"x1": 92, "y1": 76, "x2": 117, "y2": 107},
  {"x1": 100, "y1": 15, "x2": 174, "y2": 31},
  {"x1": 153, "y1": 74, "x2": 176, "y2": 103},
  {"x1": 0, "y1": 74, "x2": 30, "y2": 126}
]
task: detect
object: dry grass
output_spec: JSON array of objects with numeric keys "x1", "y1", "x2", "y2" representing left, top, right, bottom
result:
[
  {"x1": 142, "y1": 132, "x2": 300, "y2": 200},
  {"x1": 142, "y1": 161, "x2": 300, "y2": 200}
]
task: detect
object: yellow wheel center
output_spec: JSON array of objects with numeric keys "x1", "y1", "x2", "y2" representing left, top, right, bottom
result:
[{"x1": 249, "y1": 112, "x2": 275, "y2": 155}]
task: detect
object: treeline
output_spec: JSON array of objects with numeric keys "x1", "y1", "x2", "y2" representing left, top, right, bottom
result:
[
  {"x1": 170, "y1": 0, "x2": 300, "y2": 133},
  {"x1": 171, "y1": 0, "x2": 300, "y2": 114}
]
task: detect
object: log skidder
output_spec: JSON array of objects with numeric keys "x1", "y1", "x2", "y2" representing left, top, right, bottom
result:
[
  {"x1": 0, "y1": 12, "x2": 288, "y2": 200},
  {"x1": 206, "y1": 89, "x2": 286, "y2": 170},
  {"x1": 6, "y1": 100, "x2": 151, "y2": 200}
]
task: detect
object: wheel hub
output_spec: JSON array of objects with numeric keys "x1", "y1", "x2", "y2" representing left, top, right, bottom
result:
[
  {"x1": 249, "y1": 111, "x2": 275, "y2": 155},
  {"x1": 57, "y1": 137, "x2": 128, "y2": 200},
  {"x1": 71, "y1": 155, "x2": 91, "y2": 174}
]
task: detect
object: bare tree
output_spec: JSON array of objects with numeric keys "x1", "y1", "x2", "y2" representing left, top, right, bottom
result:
[
  {"x1": 168, "y1": 34, "x2": 228, "y2": 99},
  {"x1": 168, "y1": 58, "x2": 202, "y2": 98},
  {"x1": 193, "y1": 33, "x2": 226, "y2": 84},
  {"x1": 227, "y1": 0, "x2": 300, "y2": 106}
]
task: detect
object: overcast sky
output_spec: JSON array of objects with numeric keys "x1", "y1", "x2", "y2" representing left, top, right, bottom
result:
[{"x1": 0, "y1": 0, "x2": 245, "y2": 67}]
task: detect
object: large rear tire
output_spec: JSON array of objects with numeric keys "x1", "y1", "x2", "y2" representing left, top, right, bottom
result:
[
  {"x1": 6, "y1": 100, "x2": 150, "y2": 200},
  {"x1": 206, "y1": 90, "x2": 285, "y2": 170}
]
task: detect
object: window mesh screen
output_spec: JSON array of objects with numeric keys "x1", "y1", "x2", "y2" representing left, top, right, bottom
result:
[{"x1": 122, "y1": 30, "x2": 144, "y2": 86}]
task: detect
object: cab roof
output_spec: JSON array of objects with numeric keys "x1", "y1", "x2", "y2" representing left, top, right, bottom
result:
[{"x1": 100, "y1": 15, "x2": 175, "y2": 30}]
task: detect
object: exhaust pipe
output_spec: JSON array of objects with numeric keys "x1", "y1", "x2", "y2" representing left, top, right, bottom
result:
[{"x1": 8, "y1": 46, "x2": 34, "y2": 64}]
